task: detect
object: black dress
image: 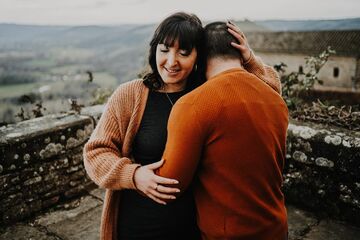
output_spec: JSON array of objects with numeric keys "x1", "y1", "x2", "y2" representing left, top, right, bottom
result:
[{"x1": 117, "y1": 90, "x2": 200, "y2": 240}]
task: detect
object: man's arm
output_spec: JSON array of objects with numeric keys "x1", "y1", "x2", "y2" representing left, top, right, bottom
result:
[
  {"x1": 156, "y1": 101, "x2": 206, "y2": 198},
  {"x1": 227, "y1": 21, "x2": 282, "y2": 94}
]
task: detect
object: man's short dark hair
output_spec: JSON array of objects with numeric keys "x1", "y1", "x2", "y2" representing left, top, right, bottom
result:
[{"x1": 204, "y1": 22, "x2": 241, "y2": 60}]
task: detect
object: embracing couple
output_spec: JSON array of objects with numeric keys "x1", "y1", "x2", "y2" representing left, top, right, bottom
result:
[{"x1": 84, "y1": 12, "x2": 288, "y2": 240}]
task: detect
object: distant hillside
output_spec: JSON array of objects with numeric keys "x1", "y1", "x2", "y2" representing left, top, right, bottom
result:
[
  {"x1": 0, "y1": 18, "x2": 358, "y2": 85},
  {"x1": 0, "y1": 20, "x2": 266, "y2": 46},
  {"x1": 1, "y1": 18, "x2": 358, "y2": 46},
  {"x1": 255, "y1": 18, "x2": 360, "y2": 31},
  {"x1": 226, "y1": 19, "x2": 270, "y2": 32},
  {"x1": 0, "y1": 23, "x2": 155, "y2": 47}
]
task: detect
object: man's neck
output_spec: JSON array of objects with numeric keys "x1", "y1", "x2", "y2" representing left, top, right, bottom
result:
[{"x1": 206, "y1": 57, "x2": 243, "y2": 80}]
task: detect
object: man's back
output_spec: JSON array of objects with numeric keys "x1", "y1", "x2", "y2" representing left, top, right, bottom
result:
[{"x1": 161, "y1": 67, "x2": 288, "y2": 239}]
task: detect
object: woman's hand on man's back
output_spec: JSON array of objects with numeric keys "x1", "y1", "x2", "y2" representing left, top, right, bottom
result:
[{"x1": 133, "y1": 159, "x2": 180, "y2": 205}]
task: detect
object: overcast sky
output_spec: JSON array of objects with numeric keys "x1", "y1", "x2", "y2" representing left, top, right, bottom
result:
[{"x1": 1, "y1": 0, "x2": 360, "y2": 25}]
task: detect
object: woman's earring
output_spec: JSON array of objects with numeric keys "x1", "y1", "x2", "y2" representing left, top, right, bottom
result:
[{"x1": 194, "y1": 64, "x2": 198, "y2": 71}]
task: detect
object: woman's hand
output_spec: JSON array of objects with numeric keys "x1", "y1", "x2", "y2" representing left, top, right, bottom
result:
[
  {"x1": 227, "y1": 21, "x2": 252, "y2": 63},
  {"x1": 133, "y1": 159, "x2": 180, "y2": 205}
]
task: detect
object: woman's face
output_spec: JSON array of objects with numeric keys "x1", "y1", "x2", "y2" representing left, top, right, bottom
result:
[{"x1": 156, "y1": 39, "x2": 197, "y2": 92}]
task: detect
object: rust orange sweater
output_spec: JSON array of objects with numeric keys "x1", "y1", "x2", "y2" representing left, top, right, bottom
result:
[
  {"x1": 83, "y1": 53, "x2": 281, "y2": 240},
  {"x1": 158, "y1": 68, "x2": 289, "y2": 239}
]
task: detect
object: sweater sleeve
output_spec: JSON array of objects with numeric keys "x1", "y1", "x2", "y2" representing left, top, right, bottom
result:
[
  {"x1": 244, "y1": 51, "x2": 282, "y2": 95},
  {"x1": 157, "y1": 102, "x2": 205, "y2": 198},
  {"x1": 83, "y1": 89, "x2": 140, "y2": 190}
]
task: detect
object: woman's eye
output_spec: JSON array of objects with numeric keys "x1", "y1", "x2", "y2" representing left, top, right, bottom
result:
[
  {"x1": 160, "y1": 49, "x2": 169, "y2": 53},
  {"x1": 179, "y1": 50, "x2": 190, "y2": 56}
]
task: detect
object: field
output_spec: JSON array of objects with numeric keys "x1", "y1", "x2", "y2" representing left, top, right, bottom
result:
[
  {"x1": 0, "y1": 82, "x2": 40, "y2": 98},
  {"x1": 0, "y1": 65, "x2": 121, "y2": 124}
]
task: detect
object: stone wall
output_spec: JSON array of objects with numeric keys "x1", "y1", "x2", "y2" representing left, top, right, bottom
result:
[
  {"x1": 0, "y1": 106, "x2": 103, "y2": 226},
  {"x1": 284, "y1": 120, "x2": 360, "y2": 226},
  {"x1": 0, "y1": 105, "x2": 359, "y2": 227}
]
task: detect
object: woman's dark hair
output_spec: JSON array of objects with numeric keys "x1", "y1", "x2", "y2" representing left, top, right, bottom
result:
[{"x1": 143, "y1": 12, "x2": 205, "y2": 91}]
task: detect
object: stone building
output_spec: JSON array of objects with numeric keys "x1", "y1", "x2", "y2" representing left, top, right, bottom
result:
[{"x1": 246, "y1": 30, "x2": 360, "y2": 90}]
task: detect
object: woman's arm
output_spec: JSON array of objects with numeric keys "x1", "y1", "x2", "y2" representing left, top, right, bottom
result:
[
  {"x1": 83, "y1": 100, "x2": 140, "y2": 190},
  {"x1": 227, "y1": 21, "x2": 282, "y2": 94},
  {"x1": 84, "y1": 83, "x2": 180, "y2": 201}
]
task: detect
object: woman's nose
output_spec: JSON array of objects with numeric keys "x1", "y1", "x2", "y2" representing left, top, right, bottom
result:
[{"x1": 166, "y1": 53, "x2": 178, "y2": 66}]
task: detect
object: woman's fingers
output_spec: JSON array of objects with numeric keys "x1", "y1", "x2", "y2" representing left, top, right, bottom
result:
[
  {"x1": 227, "y1": 21, "x2": 244, "y2": 36},
  {"x1": 147, "y1": 194, "x2": 167, "y2": 205},
  {"x1": 227, "y1": 23, "x2": 252, "y2": 63},
  {"x1": 150, "y1": 189, "x2": 176, "y2": 200},
  {"x1": 230, "y1": 42, "x2": 247, "y2": 51},
  {"x1": 146, "y1": 159, "x2": 164, "y2": 170},
  {"x1": 156, "y1": 184, "x2": 180, "y2": 193},
  {"x1": 228, "y1": 28, "x2": 244, "y2": 44},
  {"x1": 154, "y1": 175, "x2": 179, "y2": 185}
]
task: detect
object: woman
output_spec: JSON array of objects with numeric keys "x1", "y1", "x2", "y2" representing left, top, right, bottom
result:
[{"x1": 84, "y1": 12, "x2": 281, "y2": 240}]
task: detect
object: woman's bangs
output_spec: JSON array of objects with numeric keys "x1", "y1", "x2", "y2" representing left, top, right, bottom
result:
[{"x1": 159, "y1": 23, "x2": 196, "y2": 52}]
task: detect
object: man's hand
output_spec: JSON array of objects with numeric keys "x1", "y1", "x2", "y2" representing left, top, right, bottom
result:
[
  {"x1": 133, "y1": 159, "x2": 180, "y2": 205},
  {"x1": 227, "y1": 21, "x2": 252, "y2": 63}
]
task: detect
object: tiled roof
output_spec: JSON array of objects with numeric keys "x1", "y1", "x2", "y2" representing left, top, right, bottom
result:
[{"x1": 246, "y1": 31, "x2": 360, "y2": 57}]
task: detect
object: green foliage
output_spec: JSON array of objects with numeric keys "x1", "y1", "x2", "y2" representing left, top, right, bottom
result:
[
  {"x1": 15, "y1": 100, "x2": 46, "y2": 121},
  {"x1": 275, "y1": 46, "x2": 336, "y2": 109},
  {"x1": 0, "y1": 73, "x2": 37, "y2": 85},
  {"x1": 90, "y1": 88, "x2": 113, "y2": 105}
]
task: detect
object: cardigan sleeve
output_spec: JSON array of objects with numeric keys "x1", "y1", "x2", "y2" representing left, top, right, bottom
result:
[
  {"x1": 83, "y1": 87, "x2": 141, "y2": 190},
  {"x1": 243, "y1": 51, "x2": 282, "y2": 95},
  {"x1": 156, "y1": 102, "x2": 205, "y2": 199}
]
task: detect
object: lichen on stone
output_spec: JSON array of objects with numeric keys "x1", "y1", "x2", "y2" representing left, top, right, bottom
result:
[
  {"x1": 292, "y1": 151, "x2": 308, "y2": 163},
  {"x1": 39, "y1": 143, "x2": 64, "y2": 159},
  {"x1": 342, "y1": 140, "x2": 351, "y2": 148},
  {"x1": 317, "y1": 189, "x2": 325, "y2": 197},
  {"x1": 9, "y1": 164, "x2": 16, "y2": 170},
  {"x1": 23, "y1": 154, "x2": 31, "y2": 161},
  {"x1": 315, "y1": 157, "x2": 334, "y2": 168},
  {"x1": 66, "y1": 137, "x2": 79, "y2": 149},
  {"x1": 6, "y1": 132, "x2": 22, "y2": 138},
  {"x1": 339, "y1": 194, "x2": 352, "y2": 204},
  {"x1": 76, "y1": 129, "x2": 85, "y2": 139},
  {"x1": 324, "y1": 135, "x2": 342, "y2": 146},
  {"x1": 353, "y1": 138, "x2": 360, "y2": 147},
  {"x1": 84, "y1": 124, "x2": 93, "y2": 136},
  {"x1": 289, "y1": 124, "x2": 317, "y2": 139}
]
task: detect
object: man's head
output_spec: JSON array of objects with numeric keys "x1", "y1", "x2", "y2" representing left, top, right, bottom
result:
[
  {"x1": 204, "y1": 21, "x2": 243, "y2": 79},
  {"x1": 204, "y1": 21, "x2": 241, "y2": 61}
]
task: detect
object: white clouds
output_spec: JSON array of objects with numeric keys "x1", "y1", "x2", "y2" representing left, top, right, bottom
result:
[{"x1": 0, "y1": 0, "x2": 359, "y2": 25}]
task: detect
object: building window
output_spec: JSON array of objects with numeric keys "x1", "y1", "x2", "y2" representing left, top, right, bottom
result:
[
  {"x1": 298, "y1": 65, "x2": 303, "y2": 74},
  {"x1": 333, "y1": 67, "x2": 339, "y2": 78}
]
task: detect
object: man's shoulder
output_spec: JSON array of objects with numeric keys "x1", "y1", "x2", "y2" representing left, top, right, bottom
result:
[
  {"x1": 178, "y1": 82, "x2": 215, "y2": 105},
  {"x1": 173, "y1": 81, "x2": 223, "y2": 119}
]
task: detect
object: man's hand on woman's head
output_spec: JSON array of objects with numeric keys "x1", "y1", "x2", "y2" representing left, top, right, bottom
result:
[
  {"x1": 227, "y1": 21, "x2": 252, "y2": 63},
  {"x1": 133, "y1": 159, "x2": 180, "y2": 205}
]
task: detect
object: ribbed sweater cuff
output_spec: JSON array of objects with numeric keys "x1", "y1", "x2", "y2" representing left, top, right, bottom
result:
[
  {"x1": 243, "y1": 50, "x2": 253, "y2": 65},
  {"x1": 120, "y1": 163, "x2": 141, "y2": 189},
  {"x1": 243, "y1": 51, "x2": 266, "y2": 79}
]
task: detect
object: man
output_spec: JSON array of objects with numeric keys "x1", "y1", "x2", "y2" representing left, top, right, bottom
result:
[{"x1": 157, "y1": 21, "x2": 289, "y2": 239}]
